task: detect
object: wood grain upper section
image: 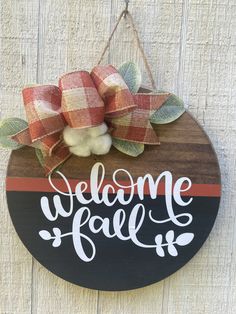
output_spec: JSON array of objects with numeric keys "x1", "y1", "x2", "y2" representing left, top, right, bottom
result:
[{"x1": 7, "y1": 112, "x2": 220, "y2": 185}]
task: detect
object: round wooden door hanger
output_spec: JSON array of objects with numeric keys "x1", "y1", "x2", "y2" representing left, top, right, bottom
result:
[{"x1": 6, "y1": 112, "x2": 221, "y2": 291}]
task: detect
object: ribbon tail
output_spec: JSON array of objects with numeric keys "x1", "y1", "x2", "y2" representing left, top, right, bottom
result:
[
  {"x1": 43, "y1": 142, "x2": 71, "y2": 176},
  {"x1": 12, "y1": 128, "x2": 63, "y2": 155},
  {"x1": 11, "y1": 127, "x2": 70, "y2": 175},
  {"x1": 11, "y1": 127, "x2": 33, "y2": 146}
]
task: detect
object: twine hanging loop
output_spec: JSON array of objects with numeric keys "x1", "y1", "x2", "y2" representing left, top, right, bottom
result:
[
  {"x1": 97, "y1": 5, "x2": 157, "y2": 91},
  {"x1": 124, "y1": 0, "x2": 129, "y2": 17}
]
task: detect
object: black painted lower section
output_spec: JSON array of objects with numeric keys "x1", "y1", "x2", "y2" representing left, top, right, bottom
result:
[{"x1": 7, "y1": 191, "x2": 220, "y2": 291}]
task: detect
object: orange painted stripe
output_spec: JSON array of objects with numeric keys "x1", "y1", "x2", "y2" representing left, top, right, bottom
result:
[{"x1": 5, "y1": 177, "x2": 221, "y2": 197}]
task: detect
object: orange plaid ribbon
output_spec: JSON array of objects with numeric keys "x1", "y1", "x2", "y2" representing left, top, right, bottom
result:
[{"x1": 12, "y1": 65, "x2": 170, "y2": 175}]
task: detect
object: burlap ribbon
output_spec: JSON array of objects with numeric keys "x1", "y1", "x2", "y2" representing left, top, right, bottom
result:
[{"x1": 12, "y1": 65, "x2": 170, "y2": 175}]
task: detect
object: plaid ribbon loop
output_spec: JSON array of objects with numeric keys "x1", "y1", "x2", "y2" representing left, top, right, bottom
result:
[
  {"x1": 12, "y1": 65, "x2": 170, "y2": 174},
  {"x1": 91, "y1": 65, "x2": 136, "y2": 118}
]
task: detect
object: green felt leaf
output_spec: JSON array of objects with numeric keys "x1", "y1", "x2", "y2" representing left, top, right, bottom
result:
[
  {"x1": 112, "y1": 138, "x2": 144, "y2": 157},
  {"x1": 150, "y1": 94, "x2": 185, "y2": 125},
  {"x1": 0, "y1": 117, "x2": 28, "y2": 149},
  {"x1": 35, "y1": 148, "x2": 45, "y2": 167},
  {"x1": 0, "y1": 136, "x2": 22, "y2": 150},
  {"x1": 118, "y1": 62, "x2": 142, "y2": 93}
]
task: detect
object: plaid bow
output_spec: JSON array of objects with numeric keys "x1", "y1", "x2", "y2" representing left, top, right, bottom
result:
[{"x1": 12, "y1": 65, "x2": 170, "y2": 175}]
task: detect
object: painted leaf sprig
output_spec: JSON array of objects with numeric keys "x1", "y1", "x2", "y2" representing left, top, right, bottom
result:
[
  {"x1": 165, "y1": 230, "x2": 178, "y2": 256},
  {"x1": 150, "y1": 94, "x2": 185, "y2": 124},
  {"x1": 39, "y1": 228, "x2": 62, "y2": 248},
  {"x1": 155, "y1": 230, "x2": 194, "y2": 257},
  {"x1": 0, "y1": 118, "x2": 28, "y2": 150}
]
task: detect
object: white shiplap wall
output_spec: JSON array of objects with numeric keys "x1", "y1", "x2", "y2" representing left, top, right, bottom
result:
[{"x1": 0, "y1": 0, "x2": 235, "y2": 313}]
